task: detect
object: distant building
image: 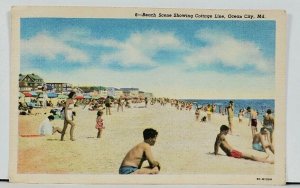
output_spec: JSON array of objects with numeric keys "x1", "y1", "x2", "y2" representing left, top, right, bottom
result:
[
  {"x1": 138, "y1": 91, "x2": 153, "y2": 99},
  {"x1": 120, "y1": 88, "x2": 139, "y2": 98},
  {"x1": 144, "y1": 92, "x2": 153, "y2": 98},
  {"x1": 46, "y1": 83, "x2": 73, "y2": 93},
  {"x1": 79, "y1": 86, "x2": 107, "y2": 93},
  {"x1": 19, "y1": 73, "x2": 44, "y2": 92}
]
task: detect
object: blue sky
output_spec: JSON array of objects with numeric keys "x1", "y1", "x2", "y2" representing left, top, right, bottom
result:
[{"x1": 20, "y1": 18, "x2": 275, "y2": 98}]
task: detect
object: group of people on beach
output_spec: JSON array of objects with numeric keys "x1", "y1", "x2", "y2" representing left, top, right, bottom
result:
[
  {"x1": 38, "y1": 92, "x2": 151, "y2": 141},
  {"x1": 212, "y1": 100, "x2": 275, "y2": 164},
  {"x1": 118, "y1": 99, "x2": 276, "y2": 174},
  {"x1": 36, "y1": 92, "x2": 275, "y2": 174},
  {"x1": 38, "y1": 91, "x2": 77, "y2": 141}
]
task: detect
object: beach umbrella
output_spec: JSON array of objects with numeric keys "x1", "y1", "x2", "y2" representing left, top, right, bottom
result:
[
  {"x1": 75, "y1": 95, "x2": 84, "y2": 100},
  {"x1": 58, "y1": 94, "x2": 68, "y2": 99},
  {"x1": 47, "y1": 92, "x2": 57, "y2": 98},
  {"x1": 23, "y1": 92, "x2": 32, "y2": 97},
  {"x1": 84, "y1": 95, "x2": 92, "y2": 99},
  {"x1": 29, "y1": 91, "x2": 38, "y2": 97}
]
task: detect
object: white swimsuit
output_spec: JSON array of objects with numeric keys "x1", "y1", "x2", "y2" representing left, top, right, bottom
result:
[{"x1": 66, "y1": 103, "x2": 74, "y2": 121}]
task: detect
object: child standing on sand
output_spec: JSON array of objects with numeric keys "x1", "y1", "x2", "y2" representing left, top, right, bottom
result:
[
  {"x1": 195, "y1": 108, "x2": 200, "y2": 121},
  {"x1": 95, "y1": 110, "x2": 105, "y2": 138}
]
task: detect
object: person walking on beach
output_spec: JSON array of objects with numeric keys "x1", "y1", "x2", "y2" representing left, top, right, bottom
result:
[
  {"x1": 263, "y1": 109, "x2": 274, "y2": 143},
  {"x1": 119, "y1": 128, "x2": 160, "y2": 174},
  {"x1": 252, "y1": 127, "x2": 274, "y2": 154},
  {"x1": 238, "y1": 109, "x2": 243, "y2": 123},
  {"x1": 61, "y1": 91, "x2": 76, "y2": 141},
  {"x1": 206, "y1": 104, "x2": 212, "y2": 121},
  {"x1": 214, "y1": 125, "x2": 273, "y2": 164},
  {"x1": 145, "y1": 97, "x2": 148, "y2": 108},
  {"x1": 39, "y1": 115, "x2": 62, "y2": 136},
  {"x1": 226, "y1": 101, "x2": 234, "y2": 134},
  {"x1": 95, "y1": 110, "x2": 105, "y2": 138},
  {"x1": 247, "y1": 107, "x2": 258, "y2": 138},
  {"x1": 42, "y1": 84, "x2": 47, "y2": 109},
  {"x1": 195, "y1": 108, "x2": 200, "y2": 121},
  {"x1": 105, "y1": 96, "x2": 112, "y2": 115},
  {"x1": 117, "y1": 97, "x2": 123, "y2": 112}
]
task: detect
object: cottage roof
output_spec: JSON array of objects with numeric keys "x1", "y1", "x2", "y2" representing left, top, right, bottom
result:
[
  {"x1": 27, "y1": 74, "x2": 43, "y2": 81},
  {"x1": 19, "y1": 73, "x2": 43, "y2": 82}
]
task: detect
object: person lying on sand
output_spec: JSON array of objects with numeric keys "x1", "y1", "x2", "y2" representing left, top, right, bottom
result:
[
  {"x1": 214, "y1": 125, "x2": 273, "y2": 164},
  {"x1": 252, "y1": 127, "x2": 274, "y2": 154},
  {"x1": 119, "y1": 128, "x2": 160, "y2": 174}
]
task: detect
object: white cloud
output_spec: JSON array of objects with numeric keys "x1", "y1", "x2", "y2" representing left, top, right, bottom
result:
[
  {"x1": 99, "y1": 31, "x2": 185, "y2": 67},
  {"x1": 21, "y1": 32, "x2": 89, "y2": 63},
  {"x1": 46, "y1": 29, "x2": 185, "y2": 67},
  {"x1": 184, "y1": 29, "x2": 273, "y2": 73}
]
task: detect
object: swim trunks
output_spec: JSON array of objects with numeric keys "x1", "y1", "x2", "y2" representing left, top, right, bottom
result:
[
  {"x1": 252, "y1": 143, "x2": 265, "y2": 152},
  {"x1": 251, "y1": 119, "x2": 257, "y2": 127},
  {"x1": 230, "y1": 150, "x2": 243, "y2": 158},
  {"x1": 119, "y1": 166, "x2": 138, "y2": 174},
  {"x1": 264, "y1": 125, "x2": 274, "y2": 134}
]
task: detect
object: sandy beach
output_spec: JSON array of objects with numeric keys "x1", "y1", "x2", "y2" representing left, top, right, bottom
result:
[{"x1": 17, "y1": 102, "x2": 274, "y2": 175}]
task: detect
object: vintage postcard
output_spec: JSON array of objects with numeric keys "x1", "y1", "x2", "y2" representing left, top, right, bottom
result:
[{"x1": 10, "y1": 6, "x2": 286, "y2": 185}]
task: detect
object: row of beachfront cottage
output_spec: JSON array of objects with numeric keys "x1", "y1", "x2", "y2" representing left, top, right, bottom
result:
[{"x1": 19, "y1": 73, "x2": 153, "y2": 99}]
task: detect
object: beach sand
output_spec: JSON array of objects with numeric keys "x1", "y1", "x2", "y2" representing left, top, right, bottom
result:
[{"x1": 17, "y1": 102, "x2": 274, "y2": 175}]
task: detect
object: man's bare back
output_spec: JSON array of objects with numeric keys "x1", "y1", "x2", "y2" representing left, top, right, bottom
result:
[
  {"x1": 119, "y1": 128, "x2": 160, "y2": 174},
  {"x1": 215, "y1": 133, "x2": 232, "y2": 156},
  {"x1": 252, "y1": 128, "x2": 274, "y2": 154},
  {"x1": 121, "y1": 142, "x2": 154, "y2": 168}
]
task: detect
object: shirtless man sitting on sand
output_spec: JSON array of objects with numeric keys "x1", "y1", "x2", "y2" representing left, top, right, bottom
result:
[
  {"x1": 252, "y1": 127, "x2": 274, "y2": 154},
  {"x1": 214, "y1": 125, "x2": 273, "y2": 164},
  {"x1": 119, "y1": 128, "x2": 160, "y2": 174}
]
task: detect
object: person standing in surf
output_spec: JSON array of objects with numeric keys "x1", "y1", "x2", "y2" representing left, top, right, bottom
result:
[{"x1": 226, "y1": 101, "x2": 234, "y2": 135}]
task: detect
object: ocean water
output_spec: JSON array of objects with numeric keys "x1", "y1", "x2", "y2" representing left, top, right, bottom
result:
[{"x1": 184, "y1": 99, "x2": 275, "y2": 121}]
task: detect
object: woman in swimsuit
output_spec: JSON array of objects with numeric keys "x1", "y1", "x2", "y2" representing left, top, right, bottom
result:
[{"x1": 61, "y1": 91, "x2": 76, "y2": 141}]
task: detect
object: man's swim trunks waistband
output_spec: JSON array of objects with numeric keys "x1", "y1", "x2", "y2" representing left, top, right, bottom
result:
[{"x1": 119, "y1": 166, "x2": 138, "y2": 174}]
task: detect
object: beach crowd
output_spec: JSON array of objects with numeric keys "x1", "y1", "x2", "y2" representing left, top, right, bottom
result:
[{"x1": 19, "y1": 91, "x2": 275, "y2": 174}]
